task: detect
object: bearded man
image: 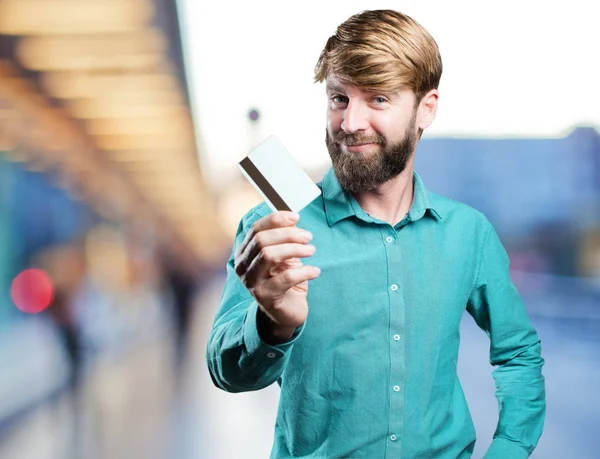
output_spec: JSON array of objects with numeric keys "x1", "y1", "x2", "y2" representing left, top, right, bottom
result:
[{"x1": 207, "y1": 9, "x2": 546, "y2": 459}]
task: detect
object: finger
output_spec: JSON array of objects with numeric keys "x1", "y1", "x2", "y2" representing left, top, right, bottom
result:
[
  {"x1": 242, "y1": 244, "x2": 316, "y2": 288},
  {"x1": 236, "y1": 211, "x2": 299, "y2": 259},
  {"x1": 235, "y1": 226, "x2": 312, "y2": 278},
  {"x1": 262, "y1": 265, "x2": 321, "y2": 296},
  {"x1": 244, "y1": 226, "x2": 312, "y2": 267}
]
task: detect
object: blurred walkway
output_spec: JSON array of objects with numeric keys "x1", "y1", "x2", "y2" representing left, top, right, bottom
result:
[
  {"x1": 0, "y1": 326, "x2": 176, "y2": 459},
  {"x1": 1, "y1": 274, "x2": 599, "y2": 458}
]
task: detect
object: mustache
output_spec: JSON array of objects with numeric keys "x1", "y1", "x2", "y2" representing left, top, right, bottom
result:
[{"x1": 332, "y1": 132, "x2": 386, "y2": 146}]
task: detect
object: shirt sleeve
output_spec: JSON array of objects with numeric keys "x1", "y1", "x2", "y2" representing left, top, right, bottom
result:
[
  {"x1": 466, "y1": 220, "x2": 546, "y2": 458},
  {"x1": 206, "y1": 209, "x2": 305, "y2": 393}
]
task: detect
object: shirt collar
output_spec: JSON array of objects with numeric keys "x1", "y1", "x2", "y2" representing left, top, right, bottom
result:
[{"x1": 320, "y1": 167, "x2": 444, "y2": 227}]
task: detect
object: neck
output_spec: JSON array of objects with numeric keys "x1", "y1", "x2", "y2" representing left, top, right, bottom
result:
[{"x1": 351, "y1": 160, "x2": 415, "y2": 226}]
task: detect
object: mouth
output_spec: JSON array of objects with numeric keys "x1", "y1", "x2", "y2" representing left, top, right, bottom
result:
[{"x1": 343, "y1": 143, "x2": 379, "y2": 153}]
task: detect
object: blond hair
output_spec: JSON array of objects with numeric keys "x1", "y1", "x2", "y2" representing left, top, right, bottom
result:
[{"x1": 314, "y1": 10, "x2": 442, "y2": 102}]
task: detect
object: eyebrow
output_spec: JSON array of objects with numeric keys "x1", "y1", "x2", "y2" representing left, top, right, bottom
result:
[
  {"x1": 325, "y1": 83, "x2": 397, "y2": 100},
  {"x1": 325, "y1": 83, "x2": 345, "y2": 93}
]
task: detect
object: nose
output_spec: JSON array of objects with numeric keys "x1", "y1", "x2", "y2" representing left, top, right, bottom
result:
[{"x1": 341, "y1": 101, "x2": 369, "y2": 134}]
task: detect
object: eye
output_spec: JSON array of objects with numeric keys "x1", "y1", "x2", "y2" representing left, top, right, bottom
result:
[
  {"x1": 373, "y1": 96, "x2": 388, "y2": 104},
  {"x1": 331, "y1": 94, "x2": 348, "y2": 104}
]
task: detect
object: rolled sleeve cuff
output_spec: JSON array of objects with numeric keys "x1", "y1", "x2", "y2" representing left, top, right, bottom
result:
[
  {"x1": 243, "y1": 301, "x2": 305, "y2": 360},
  {"x1": 484, "y1": 437, "x2": 530, "y2": 459}
]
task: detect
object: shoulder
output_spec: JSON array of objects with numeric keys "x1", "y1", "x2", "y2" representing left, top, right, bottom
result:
[
  {"x1": 429, "y1": 191, "x2": 494, "y2": 233},
  {"x1": 427, "y1": 192, "x2": 506, "y2": 264}
]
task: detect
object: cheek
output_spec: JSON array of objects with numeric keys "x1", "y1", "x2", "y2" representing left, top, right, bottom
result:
[
  {"x1": 373, "y1": 117, "x2": 408, "y2": 142},
  {"x1": 326, "y1": 112, "x2": 342, "y2": 133},
  {"x1": 367, "y1": 119, "x2": 391, "y2": 138}
]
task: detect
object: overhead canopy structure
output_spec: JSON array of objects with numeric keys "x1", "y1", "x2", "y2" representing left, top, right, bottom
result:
[{"x1": 0, "y1": 0, "x2": 227, "y2": 268}]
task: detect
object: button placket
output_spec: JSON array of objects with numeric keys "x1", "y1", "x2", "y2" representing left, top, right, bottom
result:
[{"x1": 382, "y1": 226, "x2": 404, "y2": 457}]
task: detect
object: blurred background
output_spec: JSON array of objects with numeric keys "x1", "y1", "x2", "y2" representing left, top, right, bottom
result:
[{"x1": 0, "y1": 0, "x2": 598, "y2": 458}]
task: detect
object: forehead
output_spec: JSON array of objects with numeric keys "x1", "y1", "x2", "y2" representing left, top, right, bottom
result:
[{"x1": 325, "y1": 75, "x2": 364, "y2": 91}]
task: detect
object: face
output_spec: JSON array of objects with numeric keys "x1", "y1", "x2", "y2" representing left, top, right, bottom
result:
[{"x1": 325, "y1": 76, "x2": 436, "y2": 193}]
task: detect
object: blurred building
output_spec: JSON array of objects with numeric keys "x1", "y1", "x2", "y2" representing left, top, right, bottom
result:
[
  {"x1": 0, "y1": 0, "x2": 228, "y2": 442},
  {"x1": 414, "y1": 126, "x2": 600, "y2": 277}
]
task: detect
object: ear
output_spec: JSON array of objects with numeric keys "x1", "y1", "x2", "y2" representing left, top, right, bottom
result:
[{"x1": 417, "y1": 89, "x2": 439, "y2": 130}]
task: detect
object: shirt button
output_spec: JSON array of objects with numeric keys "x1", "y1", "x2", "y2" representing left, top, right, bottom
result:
[
  {"x1": 393, "y1": 385, "x2": 400, "y2": 392},
  {"x1": 266, "y1": 352, "x2": 276, "y2": 359},
  {"x1": 390, "y1": 434, "x2": 397, "y2": 442},
  {"x1": 386, "y1": 236, "x2": 394, "y2": 243},
  {"x1": 390, "y1": 284, "x2": 398, "y2": 291},
  {"x1": 393, "y1": 334, "x2": 401, "y2": 341}
]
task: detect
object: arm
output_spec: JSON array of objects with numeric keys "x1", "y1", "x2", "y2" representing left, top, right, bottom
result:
[
  {"x1": 206, "y1": 210, "x2": 306, "y2": 393},
  {"x1": 467, "y1": 221, "x2": 546, "y2": 458}
]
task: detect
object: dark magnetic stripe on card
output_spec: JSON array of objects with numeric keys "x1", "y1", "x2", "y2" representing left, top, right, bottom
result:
[{"x1": 239, "y1": 157, "x2": 291, "y2": 211}]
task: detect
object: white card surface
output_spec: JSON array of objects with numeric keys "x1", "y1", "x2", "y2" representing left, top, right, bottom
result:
[{"x1": 238, "y1": 136, "x2": 322, "y2": 213}]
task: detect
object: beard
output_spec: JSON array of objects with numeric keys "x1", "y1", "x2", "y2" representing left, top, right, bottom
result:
[{"x1": 325, "y1": 114, "x2": 418, "y2": 193}]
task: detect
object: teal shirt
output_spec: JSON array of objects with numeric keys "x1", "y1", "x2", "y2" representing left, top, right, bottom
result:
[{"x1": 207, "y1": 168, "x2": 546, "y2": 459}]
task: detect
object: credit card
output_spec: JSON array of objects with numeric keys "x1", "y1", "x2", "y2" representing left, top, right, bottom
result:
[{"x1": 238, "y1": 135, "x2": 322, "y2": 213}]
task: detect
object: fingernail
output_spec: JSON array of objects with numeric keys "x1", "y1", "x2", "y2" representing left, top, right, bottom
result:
[
  {"x1": 304, "y1": 231, "x2": 313, "y2": 241},
  {"x1": 290, "y1": 213, "x2": 299, "y2": 222}
]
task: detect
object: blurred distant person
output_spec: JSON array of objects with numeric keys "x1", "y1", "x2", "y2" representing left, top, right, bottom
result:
[
  {"x1": 40, "y1": 245, "x2": 87, "y2": 391},
  {"x1": 47, "y1": 288, "x2": 82, "y2": 390},
  {"x1": 165, "y1": 262, "x2": 197, "y2": 367},
  {"x1": 207, "y1": 10, "x2": 545, "y2": 459}
]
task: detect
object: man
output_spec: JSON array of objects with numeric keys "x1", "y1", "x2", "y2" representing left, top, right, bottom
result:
[{"x1": 207, "y1": 10, "x2": 545, "y2": 459}]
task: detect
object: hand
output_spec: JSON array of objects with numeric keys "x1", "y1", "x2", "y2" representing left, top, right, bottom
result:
[{"x1": 234, "y1": 211, "x2": 320, "y2": 340}]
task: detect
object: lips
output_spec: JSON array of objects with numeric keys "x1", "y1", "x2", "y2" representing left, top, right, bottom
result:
[{"x1": 343, "y1": 143, "x2": 379, "y2": 153}]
